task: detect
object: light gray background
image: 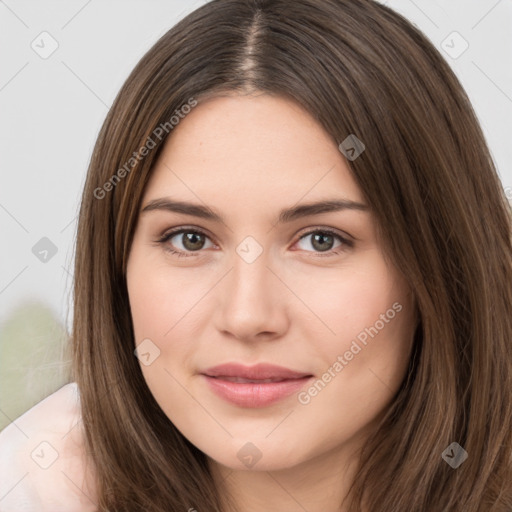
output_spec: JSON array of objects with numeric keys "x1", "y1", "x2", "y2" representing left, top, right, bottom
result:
[{"x1": 1, "y1": 0, "x2": 511, "y2": 332}]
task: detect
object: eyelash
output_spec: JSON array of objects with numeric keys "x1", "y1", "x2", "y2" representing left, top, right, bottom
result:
[{"x1": 156, "y1": 226, "x2": 353, "y2": 259}]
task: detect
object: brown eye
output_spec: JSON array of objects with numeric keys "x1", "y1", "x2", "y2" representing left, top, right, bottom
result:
[
  {"x1": 158, "y1": 228, "x2": 214, "y2": 257},
  {"x1": 311, "y1": 232, "x2": 335, "y2": 252},
  {"x1": 295, "y1": 229, "x2": 353, "y2": 256},
  {"x1": 178, "y1": 232, "x2": 207, "y2": 251}
]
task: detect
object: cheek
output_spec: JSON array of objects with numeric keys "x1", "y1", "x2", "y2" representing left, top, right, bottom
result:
[
  {"x1": 126, "y1": 254, "x2": 206, "y2": 416},
  {"x1": 290, "y1": 252, "x2": 408, "y2": 345},
  {"x1": 294, "y1": 253, "x2": 415, "y2": 399},
  {"x1": 126, "y1": 253, "x2": 221, "y2": 400},
  {"x1": 293, "y1": 271, "x2": 414, "y2": 447},
  {"x1": 127, "y1": 255, "x2": 212, "y2": 341}
]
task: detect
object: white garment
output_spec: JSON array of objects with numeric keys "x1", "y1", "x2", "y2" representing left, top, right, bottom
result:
[{"x1": 0, "y1": 383, "x2": 97, "y2": 512}]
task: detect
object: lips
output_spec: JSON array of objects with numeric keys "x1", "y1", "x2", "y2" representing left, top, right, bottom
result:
[
  {"x1": 202, "y1": 362, "x2": 312, "y2": 380},
  {"x1": 215, "y1": 377, "x2": 288, "y2": 383},
  {"x1": 201, "y1": 363, "x2": 313, "y2": 408}
]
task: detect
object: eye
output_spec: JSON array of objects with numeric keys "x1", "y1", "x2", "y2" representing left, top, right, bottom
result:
[
  {"x1": 157, "y1": 227, "x2": 215, "y2": 257},
  {"x1": 294, "y1": 228, "x2": 353, "y2": 257},
  {"x1": 157, "y1": 226, "x2": 353, "y2": 259}
]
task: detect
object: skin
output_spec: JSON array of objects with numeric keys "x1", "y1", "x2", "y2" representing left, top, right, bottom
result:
[{"x1": 126, "y1": 93, "x2": 417, "y2": 512}]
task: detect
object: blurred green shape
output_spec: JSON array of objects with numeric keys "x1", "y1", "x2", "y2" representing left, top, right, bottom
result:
[{"x1": 0, "y1": 301, "x2": 71, "y2": 432}]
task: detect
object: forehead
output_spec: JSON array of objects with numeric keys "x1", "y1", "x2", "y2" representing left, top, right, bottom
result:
[{"x1": 143, "y1": 94, "x2": 365, "y2": 214}]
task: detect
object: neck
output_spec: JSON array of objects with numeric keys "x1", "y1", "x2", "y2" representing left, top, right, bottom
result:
[{"x1": 209, "y1": 434, "x2": 367, "y2": 512}]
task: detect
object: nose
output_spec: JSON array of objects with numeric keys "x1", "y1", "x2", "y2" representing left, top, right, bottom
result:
[{"x1": 213, "y1": 248, "x2": 289, "y2": 343}]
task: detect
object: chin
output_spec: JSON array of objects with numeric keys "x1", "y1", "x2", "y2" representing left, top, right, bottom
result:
[{"x1": 203, "y1": 437, "x2": 307, "y2": 473}]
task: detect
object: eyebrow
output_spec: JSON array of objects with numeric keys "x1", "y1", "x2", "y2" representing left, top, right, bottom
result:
[{"x1": 141, "y1": 197, "x2": 369, "y2": 224}]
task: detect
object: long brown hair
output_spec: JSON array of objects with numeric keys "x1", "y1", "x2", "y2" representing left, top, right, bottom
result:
[{"x1": 72, "y1": 0, "x2": 512, "y2": 510}]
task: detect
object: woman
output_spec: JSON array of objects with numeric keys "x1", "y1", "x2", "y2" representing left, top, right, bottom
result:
[{"x1": 1, "y1": 0, "x2": 511, "y2": 510}]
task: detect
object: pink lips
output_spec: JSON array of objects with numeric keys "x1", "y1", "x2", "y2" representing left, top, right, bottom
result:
[{"x1": 201, "y1": 363, "x2": 313, "y2": 408}]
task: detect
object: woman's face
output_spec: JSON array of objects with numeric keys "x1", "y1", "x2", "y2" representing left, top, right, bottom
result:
[{"x1": 126, "y1": 93, "x2": 417, "y2": 473}]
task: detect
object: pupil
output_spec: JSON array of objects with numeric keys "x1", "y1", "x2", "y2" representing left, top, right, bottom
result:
[
  {"x1": 312, "y1": 233, "x2": 333, "y2": 252},
  {"x1": 184, "y1": 233, "x2": 204, "y2": 251}
]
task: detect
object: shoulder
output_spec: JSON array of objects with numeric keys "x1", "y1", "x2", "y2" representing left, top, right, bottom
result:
[{"x1": 0, "y1": 383, "x2": 97, "y2": 512}]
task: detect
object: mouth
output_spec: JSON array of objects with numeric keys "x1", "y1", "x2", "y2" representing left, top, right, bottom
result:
[
  {"x1": 208, "y1": 376, "x2": 297, "y2": 384},
  {"x1": 201, "y1": 363, "x2": 313, "y2": 408},
  {"x1": 202, "y1": 362, "x2": 312, "y2": 380}
]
